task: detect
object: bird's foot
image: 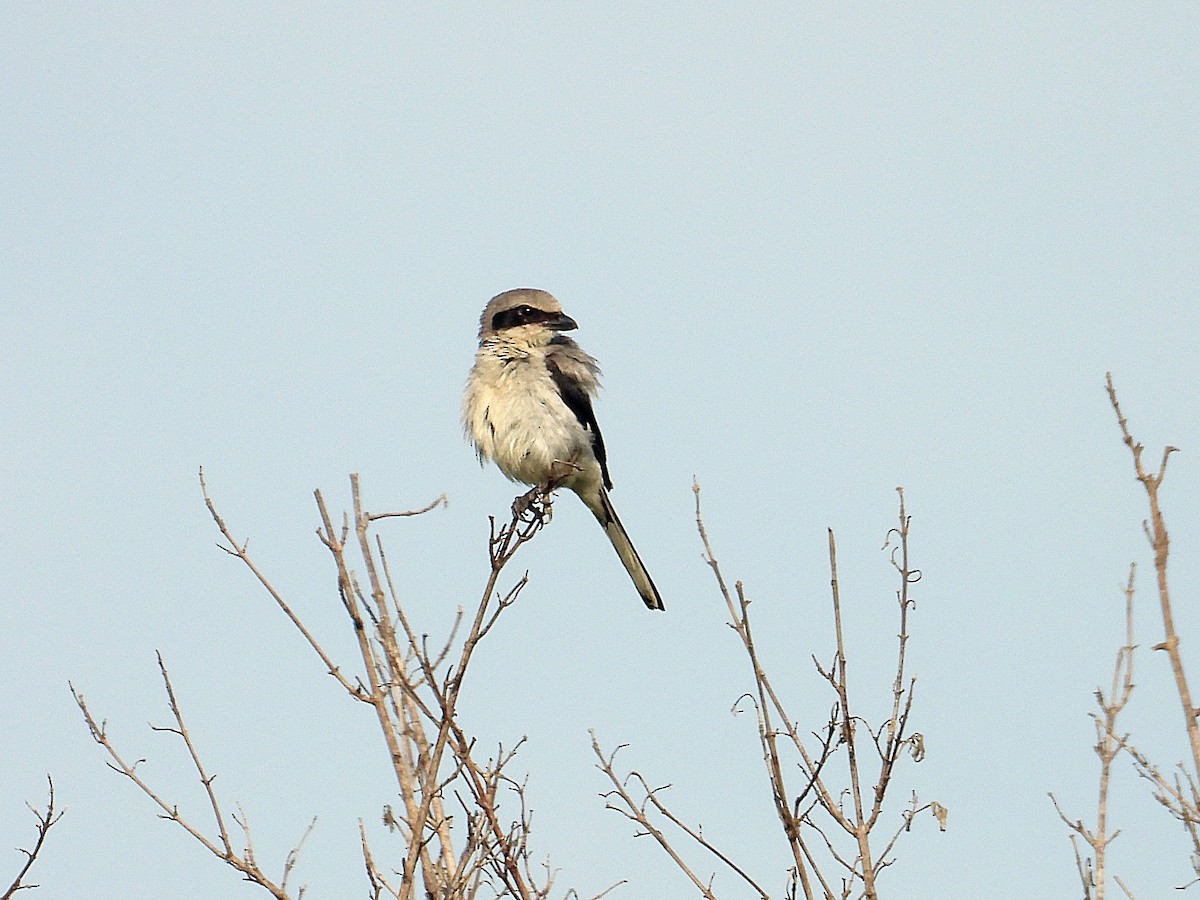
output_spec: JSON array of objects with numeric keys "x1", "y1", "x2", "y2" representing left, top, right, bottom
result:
[{"x1": 513, "y1": 484, "x2": 554, "y2": 525}]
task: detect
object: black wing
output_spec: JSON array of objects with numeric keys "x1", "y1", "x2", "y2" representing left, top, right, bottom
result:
[{"x1": 545, "y1": 355, "x2": 612, "y2": 490}]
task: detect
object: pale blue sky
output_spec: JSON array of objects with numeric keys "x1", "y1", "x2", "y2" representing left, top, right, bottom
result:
[{"x1": 4, "y1": 4, "x2": 1200, "y2": 898}]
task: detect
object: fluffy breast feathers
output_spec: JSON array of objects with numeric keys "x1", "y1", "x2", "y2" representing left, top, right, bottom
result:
[{"x1": 462, "y1": 336, "x2": 606, "y2": 492}]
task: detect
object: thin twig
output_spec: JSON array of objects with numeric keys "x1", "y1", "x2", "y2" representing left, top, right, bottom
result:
[
  {"x1": 150, "y1": 651, "x2": 232, "y2": 854},
  {"x1": 689, "y1": 481, "x2": 935, "y2": 899},
  {"x1": 366, "y1": 493, "x2": 448, "y2": 522},
  {"x1": 590, "y1": 734, "x2": 721, "y2": 900},
  {"x1": 71, "y1": 680, "x2": 297, "y2": 900},
  {"x1": 1105, "y1": 374, "x2": 1199, "y2": 777},
  {"x1": 200, "y1": 467, "x2": 365, "y2": 700},
  {"x1": 631, "y1": 767, "x2": 771, "y2": 899},
  {"x1": 693, "y1": 480, "x2": 821, "y2": 899},
  {"x1": 2, "y1": 776, "x2": 62, "y2": 900},
  {"x1": 81, "y1": 471, "x2": 556, "y2": 900}
]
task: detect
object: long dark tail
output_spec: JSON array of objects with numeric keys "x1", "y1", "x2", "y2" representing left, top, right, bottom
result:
[{"x1": 588, "y1": 488, "x2": 664, "y2": 611}]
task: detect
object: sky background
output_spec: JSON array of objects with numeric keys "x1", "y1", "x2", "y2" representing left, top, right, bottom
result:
[{"x1": 4, "y1": 4, "x2": 1200, "y2": 898}]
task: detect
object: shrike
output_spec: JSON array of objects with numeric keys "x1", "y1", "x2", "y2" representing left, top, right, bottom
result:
[{"x1": 462, "y1": 288, "x2": 664, "y2": 611}]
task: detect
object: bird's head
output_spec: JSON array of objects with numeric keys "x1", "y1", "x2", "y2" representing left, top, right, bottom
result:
[{"x1": 478, "y1": 288, "x2": 579, "y2": 344}]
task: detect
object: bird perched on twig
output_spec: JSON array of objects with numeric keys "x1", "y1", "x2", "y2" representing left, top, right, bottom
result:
[{"x1": 462, "y1": 288, "x2": 664, "y2": 611}]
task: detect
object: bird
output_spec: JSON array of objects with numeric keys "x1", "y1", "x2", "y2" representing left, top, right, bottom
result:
[{"x1": 462, "y1": 288, "x2": 664, "y2": 611}]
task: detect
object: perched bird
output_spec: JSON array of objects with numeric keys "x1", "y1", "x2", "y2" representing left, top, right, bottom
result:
[{"x1": 462, "y1": 288, "x2": 664, "y2": 611}]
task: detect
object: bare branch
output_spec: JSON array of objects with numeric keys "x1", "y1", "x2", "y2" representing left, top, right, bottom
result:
[
  {"x1": 154, "y1": 651, "x2": 233, "y2": 854},
  {"x1": 366, "y1": 493, "x2": 448, "y2": 523},
  {"x1": 1049, "y1": 564, "x2": 1139, "y2": 899},
  {"x1": 591, "y1": 483, "x2": 938, "y2": 900},
  {"x1": 1105, "y1": 374, "x2": 1200, "y2": 777},
  {"x1": 2, "y1": 776, "x2": 63, "y2": 900},
  {"x1": 631, "y1": 767, "x2": 770, "y2": 899},
  {"x1": 77, "y1": 468, "x2": 587, "y2": 899},
  {"x1": 200, "y1": 467, "x2": 365, "y2": 701},
  {"x1": 71, "y1": 677, "x2": 298, "y2": 900},
  {"x1": 590, "y1": 733, "x2": 722, "y2": 900}
]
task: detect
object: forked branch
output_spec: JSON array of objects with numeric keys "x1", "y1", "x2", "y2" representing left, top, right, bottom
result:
[
  {"x1": 1105, "y1": 373, "x2": 1199, "y2": 777},
  {"x1": 1049, "y1": 565, "x2": 1138, "y2": 899},
  {"x1": 76, "y1": 470, "x2": 559, "y2": 899},
  {"x1": 2, "y1": 776, "x2": 63, "y2": 900},
  {"x1": 594, "y1": 484, "x2": 940, "y2": 899},
  {"x1": 71, "y1": 658, "x2": 302, "y2": 900}
]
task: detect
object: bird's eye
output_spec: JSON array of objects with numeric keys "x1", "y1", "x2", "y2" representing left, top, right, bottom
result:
[{"x1": 490, "y1": 304, "x2": 545, "y2": 332}]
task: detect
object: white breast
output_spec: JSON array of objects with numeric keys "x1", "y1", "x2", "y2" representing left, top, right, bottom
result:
[{"x1": 463, "y1": 347, "x2": 596, "y2": 487}]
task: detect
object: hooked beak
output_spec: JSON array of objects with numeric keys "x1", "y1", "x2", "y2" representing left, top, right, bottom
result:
[{"x1": 546, "y1": 313, "x2": 578, "y2": 332}]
